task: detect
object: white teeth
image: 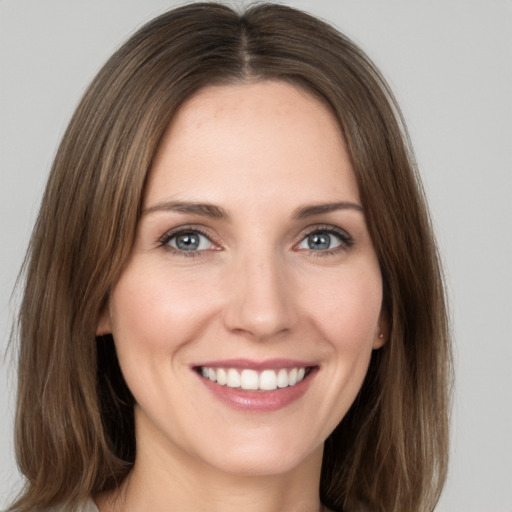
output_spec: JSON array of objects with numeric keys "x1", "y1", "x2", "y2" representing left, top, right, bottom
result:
[
  {"x1": 259, "y1": 369, "x2": 277, "y2": 391},
  {"x1": 216, "y1": 368, "x2": 227, "y2": 386},
  {"x1": 200, "y1": 366, "x2": 309, "y2": 391},
  {"x1": 240, "y1": 369, "x2": 259, "y2": 390},
  {"x1": 226, "y1": 368, "x2": 240, "y2": 388},
  {"x1": 277, "y1": 368, "x2": 289, "y2": 388}
]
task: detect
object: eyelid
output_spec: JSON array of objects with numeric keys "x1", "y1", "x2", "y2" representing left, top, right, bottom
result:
[
  {"x1": 158, "y1": 225, "x2": 220, "y2": 254},
  {"x1": 293, "y1": 224, "x2": 354, "y2": 254},
  {"x1": 156, "y1": 223, "x2": 354, "y2": 257}
]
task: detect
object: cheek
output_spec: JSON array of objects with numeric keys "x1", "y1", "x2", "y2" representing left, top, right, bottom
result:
[
  {"x1": 305, "y1": 265, "x2": 383, "y2": 348},
  {"x1": 108, "y1": 262, "x2": 220, "y2": 356}
]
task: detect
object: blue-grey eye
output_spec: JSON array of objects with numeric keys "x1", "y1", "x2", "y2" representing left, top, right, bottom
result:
[
  {"x1": 297, "y1": 231, "x2": 343, "y2": 251},
  {"x1": 168, "y1": 231, "x2": 212, "y2": 251}
]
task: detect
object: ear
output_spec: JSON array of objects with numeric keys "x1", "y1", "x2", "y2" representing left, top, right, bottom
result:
[
  {"x1": 96, "y1": 303, "x2": 112, "y2": 336},
  {"x1": 373, "y1": 313, "x2": 389, "y2": 349}
]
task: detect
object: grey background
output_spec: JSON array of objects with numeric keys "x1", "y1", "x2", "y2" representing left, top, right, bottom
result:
[{"x1": 1, "y1": 0, "x2": 511, "y2": 510}]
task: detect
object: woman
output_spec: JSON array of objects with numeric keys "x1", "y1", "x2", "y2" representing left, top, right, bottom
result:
[{"x1": 9, "y1": 3, "x2": 451, "y2": 512}]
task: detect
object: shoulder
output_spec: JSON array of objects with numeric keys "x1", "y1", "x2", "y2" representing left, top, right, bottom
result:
[
  {"x1": 325, "y1": 502, "x2": 375, "y2": 512},
  {"x1": 81, "y1": 499, "x2": 100, "y2": 512},
  {"x1": 39, "y1": 499, "x2": 99, "y2": 512}
]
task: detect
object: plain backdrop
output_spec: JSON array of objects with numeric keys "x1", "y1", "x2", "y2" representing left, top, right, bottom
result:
[{"x1": 1, "y1": 0, "x2": 511, "y2": 510}]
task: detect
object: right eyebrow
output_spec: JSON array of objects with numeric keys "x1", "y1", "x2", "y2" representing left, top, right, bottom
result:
[{"x1": 141, "y1": 201, "x2": 229, "y2": 220}]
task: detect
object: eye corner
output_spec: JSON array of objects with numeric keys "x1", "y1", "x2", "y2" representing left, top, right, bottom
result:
[
  {"x1": 294, "y1": 225, "x2": 354, "y2": 255},
  {"x1": 157, "y1": 225, "x2": 220, "y2": 256}
]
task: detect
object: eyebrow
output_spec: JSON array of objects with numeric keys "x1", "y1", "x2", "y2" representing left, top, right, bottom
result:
[
  {"x1": 142, "y1": 201, "x2": 229, "y2": 219},
  {"x1": 292, "y1": 201, "x2": 363, "y2": 219},
  {"x1": 142, "y1": 200, "x2": 363, "y2": 221}
]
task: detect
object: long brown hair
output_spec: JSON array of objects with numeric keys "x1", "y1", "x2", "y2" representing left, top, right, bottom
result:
[{"x1": 10, "y1": 3, "x2": 451, "y2": 511}]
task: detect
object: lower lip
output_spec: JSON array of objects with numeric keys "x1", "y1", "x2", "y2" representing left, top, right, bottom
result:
[{"x1": 197, "y1": 370, "x2": 316, "y2": 412}]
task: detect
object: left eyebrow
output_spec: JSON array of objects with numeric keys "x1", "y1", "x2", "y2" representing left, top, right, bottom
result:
[{"x1": 292, "y1": 201, "x2": 363, "y2": 220}]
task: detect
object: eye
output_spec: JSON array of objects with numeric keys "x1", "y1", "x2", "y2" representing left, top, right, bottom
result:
[
  {"x1": 162, "y1": 229, "x2": 215, "y2": 253},
  {"x1": 296, "y1": 228, "x2": 352, "y2": 253}
]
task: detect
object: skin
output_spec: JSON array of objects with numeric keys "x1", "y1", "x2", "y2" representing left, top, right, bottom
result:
[{"x1": 96, "y1": 80, "x2": 385, "y2": 512}]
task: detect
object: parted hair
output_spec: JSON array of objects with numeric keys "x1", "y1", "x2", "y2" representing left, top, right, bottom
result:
[{"x1": 10, "y1": 3, "x2": 451, "y2": 511}]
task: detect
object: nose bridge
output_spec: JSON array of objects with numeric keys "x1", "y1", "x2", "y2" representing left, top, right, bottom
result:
[{"x1": 224, "y1": 245, "x2": 296, "y2": 339}]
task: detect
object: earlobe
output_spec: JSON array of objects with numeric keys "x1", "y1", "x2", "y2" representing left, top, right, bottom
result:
[
  {"x1": 373, "y1": 331, "x2": 386, "y2": 349},
  {"x1": 96, "y1": 305, "x2": 112, "y2": 336},
  {"x1": 373, "y1": 316, "x2": 388, "y2": 349}
]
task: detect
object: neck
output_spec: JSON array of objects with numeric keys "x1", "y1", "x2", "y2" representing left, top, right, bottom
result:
[{"x1": 96, "y1": 412, "x2": 325, "y2": 512}]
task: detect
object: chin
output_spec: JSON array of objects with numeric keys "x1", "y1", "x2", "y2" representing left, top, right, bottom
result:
[{"x1": 194, "y1": 432, "x2": 324, "y2": 478}]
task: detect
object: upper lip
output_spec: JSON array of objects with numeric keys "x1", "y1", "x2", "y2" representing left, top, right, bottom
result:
[{"x1": 192, "y1": 358, "x2": 317, "y2": 370}]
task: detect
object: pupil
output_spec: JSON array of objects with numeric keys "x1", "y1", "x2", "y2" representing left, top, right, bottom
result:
[
  {"x1": 176, "y1": 233, "x2": 199, "y2": 250},
  {"x1": 308, "y1": 233, "x2": 330, "y2": 250}
]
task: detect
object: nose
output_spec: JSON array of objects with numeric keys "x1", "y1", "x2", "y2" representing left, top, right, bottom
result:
[{"x1": 223, "y1": 252, "x2": 297, "y2": 340}]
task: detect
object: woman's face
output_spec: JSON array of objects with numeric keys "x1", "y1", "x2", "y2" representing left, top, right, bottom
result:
[{"x1": 99, "y1": 81, "x2": 385, "y2": 477}]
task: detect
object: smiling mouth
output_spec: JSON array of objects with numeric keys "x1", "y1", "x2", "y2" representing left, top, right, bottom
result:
[{"x1": 195, "y1": 366, "x2": 315, "y2": 391}]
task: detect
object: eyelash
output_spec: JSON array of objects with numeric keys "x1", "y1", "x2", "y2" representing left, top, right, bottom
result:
[
  {"x1": 296, "y1": 225, "x2": 354, "y2": 258},
  {"x1": 158, "y1": 226, "x2": 216, "y2": 258},
  {"x1": 157, "y1": 224, "x2": 354, "y2": 257}
]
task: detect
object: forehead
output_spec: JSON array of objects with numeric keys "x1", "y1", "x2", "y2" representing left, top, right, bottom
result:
[
  {"x1": 145, "y1": 80, "x2": 360, "y2": 207},
  {"x1": 169, "y1": 80, "x2": 336, "y2": 133}
]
